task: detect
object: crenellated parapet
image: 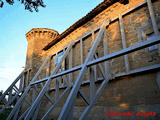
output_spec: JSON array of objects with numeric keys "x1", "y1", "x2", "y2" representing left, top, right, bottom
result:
[
  {"x1": 26, "y1": 28, "x2": 59, "y2": 41},
  {"x1": 25, "y1": 28, "x2": 59, "y2": 52}
]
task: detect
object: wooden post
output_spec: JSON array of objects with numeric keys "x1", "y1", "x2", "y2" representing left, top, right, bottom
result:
[{"x1": 119, "y1": 14, "x2": 130, "y2": 73}]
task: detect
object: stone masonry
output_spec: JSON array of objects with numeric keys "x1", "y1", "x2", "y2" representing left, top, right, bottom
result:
[{"x1": 25, "y1": 0, "x2": 160, "y2": 119}]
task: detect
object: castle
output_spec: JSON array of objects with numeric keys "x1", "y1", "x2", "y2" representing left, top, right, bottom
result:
[{"x1": 1, "y1": 0, "x2": 160, "y2": 119}]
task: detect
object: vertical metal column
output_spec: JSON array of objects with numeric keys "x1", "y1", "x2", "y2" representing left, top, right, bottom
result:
[
  {"x1": 24, "y1": 41, "x2": 73, "y2": 120},
  {"x1": 147, "y1": 0, "x2": 160, "y2": 88},
  {"x1": 147, "y1": 0, "x2": 160, "y2": 55},
  {"x1": 92, "y1": 31, "x2": 97, "y2": 81},
  {"x1": 147, "y1": 0, "x2": 159, "y2": 36},
  {"x1": 80, "y1": 38, "x2": 84, "y2": 64},
  {"x1": 119, "y1": 14, "x2": 130, "y2": 73},
  {"x1": 46, "y1": 56, "x2": 51, "y2": 77},
  {"x1": 58, "y1": 20, "x2": 109, "y2": 120},
  {"x1": 7, "y1": 57, "x2": 50, "y2": 120},
  {"x1": 69, "y1": 46, "x2": 73, "y2": 85},
  {"x1": 103, "y1": 30, "x2": 109, "y2": 74},
  {"x1": 89, "y1": 67, "x2": 95, "y2": 102}
]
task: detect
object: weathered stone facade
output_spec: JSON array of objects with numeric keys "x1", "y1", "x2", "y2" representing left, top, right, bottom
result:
[{"x1": 25, "y1": 0, "x2": 160, "y2": 119}]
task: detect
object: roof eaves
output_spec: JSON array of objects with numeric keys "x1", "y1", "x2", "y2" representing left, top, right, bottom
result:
[{"x1": 43, "y1": 0, "x2": 122, "y2": 50}]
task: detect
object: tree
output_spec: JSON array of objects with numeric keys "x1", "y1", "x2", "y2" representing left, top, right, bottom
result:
[
  {"x1": 0, "y1": 0, "x2": 45, "y2": 12},
  {"x1": 0, "y1": 90, "x2": 3, "y2": 105},
  {"x1": 0, "y1": 90, "x2": 6, "y2": 105}
]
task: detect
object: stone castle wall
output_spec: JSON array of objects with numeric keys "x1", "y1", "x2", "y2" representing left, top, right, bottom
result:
[{"x1": 25, "y1": 0, "x2": 160, "y2": 119}]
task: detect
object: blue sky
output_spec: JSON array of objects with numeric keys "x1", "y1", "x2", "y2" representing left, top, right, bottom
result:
[{"x1": 0, "y1": 0, "x2": 102, "y2": 91}]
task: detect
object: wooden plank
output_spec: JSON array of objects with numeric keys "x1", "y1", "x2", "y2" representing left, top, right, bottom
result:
[{"x1": 119, "y1": 14, "x2": 130, "y2": 73}]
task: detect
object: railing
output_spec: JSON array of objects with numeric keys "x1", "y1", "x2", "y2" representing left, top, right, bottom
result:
[{"x1": 0, "y1": 69, "x2": 25, "y2": 114}]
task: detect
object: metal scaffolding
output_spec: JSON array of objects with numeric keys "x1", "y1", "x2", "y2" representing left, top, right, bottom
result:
[{"x1": 0, "y1": 0, "x2": 160, "y2": 119}]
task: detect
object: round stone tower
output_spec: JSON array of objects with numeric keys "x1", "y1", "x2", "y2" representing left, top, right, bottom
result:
[{"x1": 25, "y1": 28, "x2": 59, "y2": 85}]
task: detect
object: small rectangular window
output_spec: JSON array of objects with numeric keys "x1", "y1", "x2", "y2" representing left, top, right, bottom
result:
[{"x1": 55, "y1": 52, "x2": 65, "y2": 71}]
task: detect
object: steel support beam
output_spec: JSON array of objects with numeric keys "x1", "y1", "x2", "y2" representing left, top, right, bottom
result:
[
  {"x1": 58, "y1": 20, "x2": 110, "y2": 120},
  {"x1": 31, "y1": 35, "x2": 160, "y2": 86}
]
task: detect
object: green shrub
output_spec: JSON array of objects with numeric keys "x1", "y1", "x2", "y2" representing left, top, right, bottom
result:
[{"x1": 0, "y1": 107, "x2": 12, "y2": 120}]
